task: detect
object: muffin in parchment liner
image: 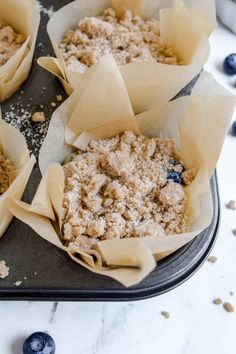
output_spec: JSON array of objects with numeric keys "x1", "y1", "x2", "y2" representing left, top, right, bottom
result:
[
  {"x1": 6, "y1": 64, "x2": 235, "y2": 287},
  {"x1": 0, "y1": 0, "x2": 40, "y2": 102},
  {"x1": 0, "y1": 113, "x2": 35, "y2": 237},
  {"x1": 38, "y1": 0, "x2": 216, "y2": 113}
]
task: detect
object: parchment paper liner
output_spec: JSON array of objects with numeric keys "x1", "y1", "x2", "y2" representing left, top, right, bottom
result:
[
  {"x1": 0, "y1": 113, "x2": 35, "y2": 237},
  {"x1": 6, "y1": 64, "x2": 236, "y2": 286},
  {"x1": 38, "y1": 0, "x2": 216, "y2": 113},
  {"x1": 0, "y1": 0, "x2": 40, "y2": 102}
]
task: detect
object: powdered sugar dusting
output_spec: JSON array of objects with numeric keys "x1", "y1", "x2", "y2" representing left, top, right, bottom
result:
[
  {"x1": 36, "y1": 1, "x2": 54, "y2": 18},
  {"x1": 3, "y1": 103, "x2": 50, "y2": 157}
]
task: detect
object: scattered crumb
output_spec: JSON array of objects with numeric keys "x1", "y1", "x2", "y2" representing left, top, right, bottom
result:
[
  {"x1": 223, "y1": 302, "x2": 235, "y2": 313},
  {"x1": 230, "y1": 291, "x2": 234, "y2": 296},
  {"x1": 0, "y1": 260, "x2": 9, "y2": 279},
  {"x1": 213, "y1": 298, "x2": 222, "y2": 305},
  {"x1": 40, "y1": 104, "x2": 44, "y2": 109},
  {"x1": 56, "y1": 95, "x2": 62, "y2": 102},
  {"x1": 13, "y1": 281, "x2": 22, "y2": 287},
  {"x1": 161, "y1": 311, "x2": 170, "y2": 319},
  {"x1": 207, "y1": 256, "x2": 217, "y2": 264},
  {"x1": 32, "y1": 111, "x2": 46, "y2": 123},
  {"x1": 34, "y1": 272, "x2": 37, "y2": 276},
  {"x1": 226, "y1": 200, "x2": 236, "y2": 210},
  {"x1": 24, "y1": 276, "x2": 27, "y2": 280},
  {"x1": 51, "y1": 102, "x2": 56, "y2": 107},
  {"x1": 232, "y1": 229, "x2": 236, "y2": 236},
  {"x1": 3, "y1": 104, "x2": 49, "y2": 157}
]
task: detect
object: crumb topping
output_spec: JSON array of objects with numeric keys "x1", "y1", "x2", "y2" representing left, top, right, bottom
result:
[
  {"x1": 0, "y1": 25, "x2": 25, "y2": 67},
  {"x1": 62, "y1": 131, "x2": 196, "y2": 250},
  {"x1": 59, "y1": 8, "x2": 182, "y2": 73},
  {"x1": 0, "y1": 260, "x2": 9, "y2": 279},
  {"x1": 0, "y1": 152, "x2": 15, "y2": 194}
]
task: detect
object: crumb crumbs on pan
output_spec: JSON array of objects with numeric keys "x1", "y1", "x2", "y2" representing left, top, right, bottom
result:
[
  {"x1": 0, "y1": 260, "x2": 9, "y2": 279},
  {"x1": 207, "y1": 256, "x2": 217, "y2": 263},
  {"x1": 51, "y1": 102, "x2": 56, "y2": 107},
  {"x1": 226, "y1": 200, "x2": 236, "y2": 210},
  {"x1": 213, "y1": 298, "x2": 222, "y2": 305},
  {"x1": 32, "y1": 111, "x2": 46, "y2": 123},
  {"x1": 223, "y1": 302, "x2": 235, "y2": 313},
  {"x1": 3, "y1": 102, "x2": 51, "y2": 157},
  {"x1": 13, "y1": 281, "x2": 22, "y2": 286},
  {"x1": 56, "y1": 95, "x2": 62, "y2": 102},
  {"x1": 161, "y1": 311, "x2": 170, "y2": 319}
]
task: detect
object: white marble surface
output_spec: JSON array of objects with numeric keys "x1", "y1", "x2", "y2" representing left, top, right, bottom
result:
[{"x1": 1, "y1": 24, "x2": 236, "y2": 354}]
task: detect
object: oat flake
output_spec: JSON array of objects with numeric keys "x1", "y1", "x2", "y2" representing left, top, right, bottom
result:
[
  {"x1": 161, "y1": 311, "x2": 170, "y2": 319},
  {"x1": 223, "y1": 302, "x2": 235, "y2": 313},
  {"x1": 213, "y1": 298, "x2": 222, "y2": 305}
]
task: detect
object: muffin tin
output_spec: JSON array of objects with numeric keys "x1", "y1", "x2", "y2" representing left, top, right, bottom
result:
[{"x1": 0, "y1": 0, "x2": 219, "y2": 301}]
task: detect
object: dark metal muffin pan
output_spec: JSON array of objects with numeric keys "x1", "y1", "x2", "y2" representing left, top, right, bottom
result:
[{"x1": 0, "y1": 0, "x2": 219, "y2": 301}]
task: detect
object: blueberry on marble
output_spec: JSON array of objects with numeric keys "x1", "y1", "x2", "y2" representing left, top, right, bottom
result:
[
  {"x1": 23, "y1": 332, "x2": 55, "y2": 354},
  {"x1": 231, "y1": 121, "x2": 236, "y2": 137},
  {"x1": 167, "y1": 171, "x2": 183, "y2": 184},
  {"x1": 223, "y1": 54, "x2": 236, "y2": 75}
]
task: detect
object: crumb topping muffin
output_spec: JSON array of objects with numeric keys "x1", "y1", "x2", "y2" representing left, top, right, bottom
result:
[
  {"x1": 0, "y1": 152, "x2": 15, "y2": 194},
  {"x1": 62, "y1": 131, "x2": 196, "y2": 250},
  {"x1": 59, "y1": 8, "x2": 182, "y2": 74},
  {"x1": 0, "y1": 24, "x2": 25, "y2": 67}
]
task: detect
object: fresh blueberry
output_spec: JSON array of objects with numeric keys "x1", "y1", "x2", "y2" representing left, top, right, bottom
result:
[
  {"x1": 223, "y1": 54, "x2": 236, "y2": 75},
  {"x1": 167, "y1": 171, "x2": 183, "y2": 184},
  {"x1": 231, "y1": 121, "x2": 236, "y2": 137},
  {"x1": 23, "y1": 332, "x2": 55, "y2": 354}
]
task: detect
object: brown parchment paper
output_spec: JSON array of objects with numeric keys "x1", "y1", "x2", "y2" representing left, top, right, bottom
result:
[
  {"x1": 0, "y1": 0, "x2": 40, "y2": 102},
  {"x1": 38, "y1": 0, "x2": 216, "y2": 113},
  {"x1": 6, "y1": 65, "x2": 236, "y2": 286},
  {"x1": 0, "y1": 113, "x2": 35, "y2": 237}
]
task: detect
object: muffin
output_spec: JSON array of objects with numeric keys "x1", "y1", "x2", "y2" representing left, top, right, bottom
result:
[
  {"x1": 59, "y1": 8, "x2": 182, "y2": 74},
  {"x1": 0, "y1": 152, "x2": 15, "y2": 195},
  {"x1": 0, "y1": 24, "x2": 25, "y2": 67},
  {"x1": 0, "y1": 118, "x2": 35, "y2": 237},
  {"x1": 62, "y1": 132, "x2": 196, "y2": 250},
  {"x1": 0, "y1": 0, "x2": 40, "y2": 102},
  {"x1": 7, "y1": 72, "x2": 236, "y2": 287},
  {"x1": 39, "y1": 0, "x2": 216, "y2": 112}
]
